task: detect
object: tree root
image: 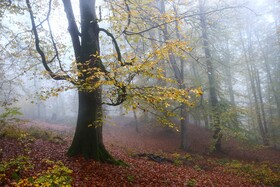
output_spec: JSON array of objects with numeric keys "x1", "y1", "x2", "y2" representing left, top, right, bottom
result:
[{"x1": 135, "y1": 153, "x2": 173, "y2": 163}]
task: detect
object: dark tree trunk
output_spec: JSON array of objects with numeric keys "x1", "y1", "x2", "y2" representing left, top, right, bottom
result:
[
  {"x1": 68, "y1": 90, "x2": 113, "y2": 161},
  {"x1": 27, "y1": 0, "x2": 115, "y2": 161},
  {"x1": 180, "y1": 105, "x2": 188, "y2": 150},
  {"x1": 198, "y1": 0, "x2": 222, "y2": 152},
  {"x1": 67, "y1": 0, "x2": 114, "y2": 161}
]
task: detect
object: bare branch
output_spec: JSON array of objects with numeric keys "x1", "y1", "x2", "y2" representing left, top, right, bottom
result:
[
  {"x1": 0, "y1": 30, "x2": 31, "y2": 54},
  {"x1": 99, "y1": 28, "x2": 122, "y2": 64},
  {"x1": 26, "y1": 0, "x2": 73, "y2": 82},
  {"x1": 99, "y1": 28, "x2": 132, "y2": 66},
  {"x1": 122, "y1": 0, "x2": 131, "y2": 34},
  {"x1": 97, "y1": 27, "x2": 132, "y2": 106},
  {"x1": 124, "y1": 5, "x2": 253, "y2": 36},
  {"x1": 102, "y1": 86, "x2": 127, "y2": 106},
  {"x1": 43, "y1": 0, "x2": 65, "y2": 73},
  {"x1": 47, "y1": 17, "x2": 64, "y2": 71}
]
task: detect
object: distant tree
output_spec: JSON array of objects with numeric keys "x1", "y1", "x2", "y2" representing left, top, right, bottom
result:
[
  {"x1": 198, "y1": 0, "x2": 222, "y2": 151},
  {"x1": 0, "y1": 1, "x2": 27, "y2": 107}
]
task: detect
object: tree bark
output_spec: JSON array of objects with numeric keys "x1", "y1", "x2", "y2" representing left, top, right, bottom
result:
[
  {"x1": 67, "y1": 0, "x2": 114, "y2": 161},
  {"x1": 249, "y1": 65, "x2": 269, "y2": 146},
  {"x1": 224, "y1": 40, "x2": 238, "y2": 128},
  {"x1": 239, "y1": 30, "x2": 269, "y2": 146},
  {"x1": 159, "y1": 0, "x2": 188, "y2": 150},
  {"x1": 180, "y1": 105, "x2": 188, "y2": 150},
  {"x1": 68, "y1": 90, "x2": 114, "y2": 161},
  {"x1": 255, "y1": 69, "x2": 269, "y2": 145},
  {"x1": 256, "y1": 34, "x2": 280, "y2": 119},
  {"x1": 198, "y1": 0, "x2": 222, "y2": 152}
]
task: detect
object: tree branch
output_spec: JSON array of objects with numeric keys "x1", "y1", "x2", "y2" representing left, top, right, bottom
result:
[
  {"x1": 123, "y1": 5, "x2": 251, "y2": 36},
  {"x1": 62, "y1": 0, "x2": 81, "y2": 60},
  {"x1": 47, "y1": 17, "x2": 64, "y2": 71},
  {"x1": 97, "y1": 28, "x2": 132, "y2": 106},
  {"x1": 99, "y1": 28, "x2": 132, "y2": 67},
  {"x1": 26, "y1": 0, "x2": 73, "y2": 82},
  {"x1": 122, "y1": 0, "x2": 131, "y2": 34}
]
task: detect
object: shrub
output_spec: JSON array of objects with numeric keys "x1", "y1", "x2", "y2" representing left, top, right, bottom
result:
[
  {"x1": 0, "y1": 156, "x2": 33, "y2": 185},
  {"x1": 0, "y1": 107, "x2": 22, "y2": 138},
  {"x1": 17, "y1": 160, "x2": 72, "y2": 187},
  {"x1": 185, "y1": 178, "x2": 197, "y2": 187},
  {"x1": 127, "y1": 175, "x2": 135, "y2": 183},
  {"x1": 0, "y1": 107, "x2": 22, "y2": 127},
  {"x1": 225, "y1": 160, "x2": 280, "y2": 186}
]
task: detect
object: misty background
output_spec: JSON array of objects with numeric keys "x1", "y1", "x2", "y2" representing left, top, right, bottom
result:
[{"x1": 0, "y1": 0, "x2": 279, "y2": 148}]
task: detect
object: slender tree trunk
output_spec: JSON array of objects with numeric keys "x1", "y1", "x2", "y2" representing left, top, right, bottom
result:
[
  {"x1": 239, "y1": 31, "x2": 269, "y2": 146},
  {"x1": 191, "y1": 62, "x2": 206, "y2": 127},
  {"x1": 180, "y1": 105, "x2": 188, "y2": 150},
  {"x1": 255, "y1": 69, "x2": 269, "y2": 145},
  {"x1": 256, "y1": 34, "x2": 280, "y2": 119},
  {"x1": 249, "y1": 65, "x2": 268, "y2": 145},
  {"x1": 175, "y1": 4, "x2": 189, "y2": 150},
  {"x1": 224, "y1": 40, "x2": 238, "y2": 128},
  {"x1": 198, "y1": 0, "x2": 222, "y2": 152},
  {"x1": 160, "y1": 0, "x2": 188, "y2": 150},
  {"x1": 133, "y1": 110, "x2": 139, "y2": 133},
  {"x1": 201, "y1": 95, "x2": 209, "y2": 128}
]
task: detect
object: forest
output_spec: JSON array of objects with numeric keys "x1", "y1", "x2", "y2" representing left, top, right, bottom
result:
[{"x1": 0, "y1": 0, "x2": 280, "y2": 186}]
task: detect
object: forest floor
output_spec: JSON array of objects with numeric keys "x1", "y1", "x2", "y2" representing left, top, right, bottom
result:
[{"x1": 0, "y1": 117, "x2": 280, "y2": 186}]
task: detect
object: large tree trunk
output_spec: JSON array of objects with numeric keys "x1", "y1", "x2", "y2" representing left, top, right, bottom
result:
[
  {"x1": 27, "y1": 0, "x2": 114, "y2": 161},
  {"x1": 67, "y1": 0, "x2": 114, "y2": 161},
  {"x1": 68, "y1": 90, "x2": 114, "y2": 161}
]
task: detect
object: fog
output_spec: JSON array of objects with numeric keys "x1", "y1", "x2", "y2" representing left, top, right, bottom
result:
[
  {"x1": 0, "y1": 0, "x2": 279, "y2": 148},
  {"x1": 1, "y1": 1, "x2": 280, "y2": 186}
]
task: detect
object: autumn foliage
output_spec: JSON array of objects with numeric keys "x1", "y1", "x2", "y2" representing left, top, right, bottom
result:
[{"x1": 1, "y1": 120, "x2": 279, "y2": 186}]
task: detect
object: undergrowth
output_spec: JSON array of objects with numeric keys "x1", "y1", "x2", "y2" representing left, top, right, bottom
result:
[
  {"x1": 220, "y1": 159, "x2": 280, "y2": 186},
  {"x1": 17, "y1": 160, "x2": 72, "y2": 187},
  {"x1": 0, "y1": 156, "x2": 72, "y2": 186},
  {"x1": 0, "y1": 111, "x2": 72, "y2": 186},
  {"x1": 0, "y1": 156, "x2": 33, "y2": 185}
]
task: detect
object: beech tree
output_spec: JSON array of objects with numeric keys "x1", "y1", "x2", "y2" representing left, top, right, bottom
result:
[
  {"x1": 2, "y1": 0, "x2": 278, "y2": 160},
  {"x1": 197, "y1": 0, "x2": 222, "y2": 151},
  {"x1": 22, "y1": 0, "x2": 201, "y2": 161},
  {"x1": 26, "y1": 0, "x2": 118, "y2": 161}
]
